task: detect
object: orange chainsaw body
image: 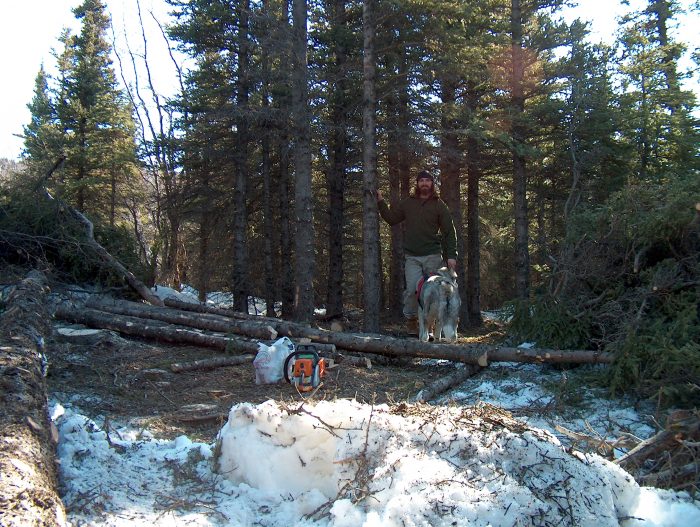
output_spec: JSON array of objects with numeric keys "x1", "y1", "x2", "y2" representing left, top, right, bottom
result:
[{"x1": 284, "y1": 346, "x2": 325, "y2": 392}]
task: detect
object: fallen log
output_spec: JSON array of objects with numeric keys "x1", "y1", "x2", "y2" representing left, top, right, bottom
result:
[
  {"x1": 54, "y1": 305, "x2": 261, "y2": 354},
  {"x1": 615, "y1": 410, "x2": 699, "y2": 492},
  {"x1": 616, "y1": 411, "x2": 700, "y2": 471},
  {"x1": 0, "y1": 271, "x2": 66, "y2": 527},
  {"x1": 86, "y1": 297, "x2": 278, "y2": 340},
  {"x1": 412, "y1": 365, "x2": 483, "y2": 403},
  {"x1": 80, "y1": 298, "x2": 614, "y2": 366}
]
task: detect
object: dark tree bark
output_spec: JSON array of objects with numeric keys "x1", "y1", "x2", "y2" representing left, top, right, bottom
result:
[
  {"x1": 171, "y1": 354, "x2": 255, "y2": 373},
  {"x1": 362, "y1": 0, "x2": 381, "y2": 332},
  {"x1": 292, "y1": 0, "x2": 315, "y2": 323},
  {"x1": 325, "y1": 0, "x2": 350, "y2": 319},
  {"x1": 232, "y1": 0, "x2": 251, "y2": 313},
  {"x1": 261, "y1": 0, "x2": 277, "y2": 317},
  {"x1": 196, "y1": 208, "x2": 212, "y2": 302},
  {"x1": 465, "y1": 83, "x2": 483, "y2": 327},
  {"x1": 439, "y1": 73, "x2": 469, "y2": 326},
  {"x1": 384, "y1": 25, "x2": 410, "y2": 321},
  {"x1": 386, "y1": 106, "x2": 404, "y2": 319},
  {"x1": 511, "y1": 0, "x2": 530, "y2": 301}
]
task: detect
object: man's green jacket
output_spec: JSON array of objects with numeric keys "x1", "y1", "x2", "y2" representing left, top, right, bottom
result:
[{"x1": 378, "y1": 194, "x2": 458, "y2": 260}]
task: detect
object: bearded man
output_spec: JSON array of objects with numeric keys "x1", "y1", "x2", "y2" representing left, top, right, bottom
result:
[{"x1": 377, "y1": 169, "x2": 458, "y2": 335}]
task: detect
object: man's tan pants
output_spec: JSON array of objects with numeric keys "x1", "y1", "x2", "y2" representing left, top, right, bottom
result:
[{"x1": 403, "y1": 254, "x2": 445, "y2": 319}]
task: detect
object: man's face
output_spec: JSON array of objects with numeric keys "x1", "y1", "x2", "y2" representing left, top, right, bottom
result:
[{"x1": 417, "y1": 177, "x2": 433, "y2": 195}]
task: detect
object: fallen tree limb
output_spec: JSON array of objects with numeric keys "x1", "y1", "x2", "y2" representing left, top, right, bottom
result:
[
  {"x1": 0, "y1": 271, "x2": 66, "y2": 527},
  {"x1": 37, "y1": 157, "x2": 162, "y2": 307},
  {"x1": 413, "y1": 365, "x2": 482, "y2": 402},
  {"x1": 64, "y1": 207, "x2": 163, "y2": 307},
  {"x1": 616, "y1": 410, "x2": 699, "y2": 492},
  {"x1": 80, "y1": 298, "x2": 614, "y2": 366},
  {"x1": 616, "y1": 412, "x2": 700, "y2": 470}
]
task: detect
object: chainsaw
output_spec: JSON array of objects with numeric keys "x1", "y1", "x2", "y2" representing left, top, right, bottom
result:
[{"x1": 283, "y1": 344, "x2": 325, "y2": 393}]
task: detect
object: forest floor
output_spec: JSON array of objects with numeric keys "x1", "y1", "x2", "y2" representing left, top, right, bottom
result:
[{"x1": 47, "y1": 315, "x2": 506, "y2": 443}]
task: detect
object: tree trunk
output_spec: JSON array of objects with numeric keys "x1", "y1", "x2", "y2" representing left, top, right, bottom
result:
[
  {"x1": 261, "y1": 0, "x2": 277, "y2": 317},
  {"x1": 196, "y1": 208, "x2": 211, "y2": 302},
  {"x1": 232, "y1": 0, "x2": 251, "y2": 313},
  {"x1": 0, "y1": 271, "x2": 66, "y2": 527},
  {"x1": 511, "y1": 0, "x2": 530, "y2": 301},
  {"x1": 84, "y1": 298, "x2": 280, "y2": 340},
  {"x1": 278, "y1": 128, "x2": 295, "y2": 318},
  {"x1": 465, "y1": 84, "x2": 483, "y2": 327},
  {"x1": 362, "y1": 0, "x2": 381, "y2": 332},
  {"x1": 383, "y1": 23, "x2": 410, "y2": 322},
  {"x1": 325, "y1": 0, "x2": 349, "y2": 319},
  {"x1": 439, "y1": 73, "x2": 469, "y2": 326},
  {"x1": 170, "y1": 354, "x2": 255, "y2": 373},
  {"x1": 292, "y1": 0, "x2": 315, "y2": 323},
  {"x1": 386, "y1": 107, "x2": 404, "y2": 319},
  {"x1": 164, "y1": 212, "x2": 183, "y2": 289}
]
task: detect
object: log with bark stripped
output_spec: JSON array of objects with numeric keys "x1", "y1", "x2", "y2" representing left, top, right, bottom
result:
[{"x1": 413, "y1": 365, "x2": 483, "y2": 402}]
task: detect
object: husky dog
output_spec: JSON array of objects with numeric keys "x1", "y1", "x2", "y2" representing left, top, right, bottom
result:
[{"x1": 417, "y1": 267, "x2": 460, "y2": 343}]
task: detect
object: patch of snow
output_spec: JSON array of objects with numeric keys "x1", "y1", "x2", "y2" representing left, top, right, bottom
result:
[
  {"x1": 150, "y1": 285, "x2": 199, "y2": 304},
  {"x1": 51, "y1": 392, "x2": 700, "y2": 526}
]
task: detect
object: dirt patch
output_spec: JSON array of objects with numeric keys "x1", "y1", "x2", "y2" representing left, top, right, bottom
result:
[{"x1": 46, "y1": 320, "x2": 505, "y2": 443}]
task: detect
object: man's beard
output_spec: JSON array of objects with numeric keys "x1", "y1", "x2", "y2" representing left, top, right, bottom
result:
[{"x1": 419, "y1": 184, "x2": 433, "y2": 197}]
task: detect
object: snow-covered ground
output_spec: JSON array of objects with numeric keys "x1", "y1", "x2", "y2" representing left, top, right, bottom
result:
[
  {"x1": 51, "y1": 360, "x2": 700, "y2": 527},
  {"x1": 50, "y1": 288, "x2": 699, "y2": 525}
]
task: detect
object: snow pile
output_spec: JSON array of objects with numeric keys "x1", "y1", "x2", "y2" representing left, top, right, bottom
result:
[
  {"x1": 52, "y1": 398, "x2": 700, "y2": 526},
  {"x1": 52, "y1": 404, "x2": 214, "y2": 525},
  {"x1": 150, "y1": 285, "x2": 199, "y2": 303},
  {"x1": 218, "y1": 399, "x2": 639, "y2": 526}
]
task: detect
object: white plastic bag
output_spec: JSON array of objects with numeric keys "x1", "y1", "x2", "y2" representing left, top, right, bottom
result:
[{"x1": 253, "y1": 337, "x2": 295, "y2": 384}]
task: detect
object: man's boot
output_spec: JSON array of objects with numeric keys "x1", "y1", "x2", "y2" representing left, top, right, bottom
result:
[{"x1": 406, "y1": 317, "x2": 419, "y2": 336}]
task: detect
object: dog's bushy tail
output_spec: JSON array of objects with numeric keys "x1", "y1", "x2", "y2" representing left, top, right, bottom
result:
[{"x1": 440, "y1": 282, "x2": 458, "y2": 310}]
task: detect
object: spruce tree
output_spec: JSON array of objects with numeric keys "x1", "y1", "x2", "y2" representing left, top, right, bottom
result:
[
  {"x1": 23, "y1": 66, "x2": 62, "y2": 176},
  {"x1": 49, "y1": 0, "x2": 139, "y2": 225},
  {"x1": 617, "y1": 0, "x2": 699, "y2": 179}
]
